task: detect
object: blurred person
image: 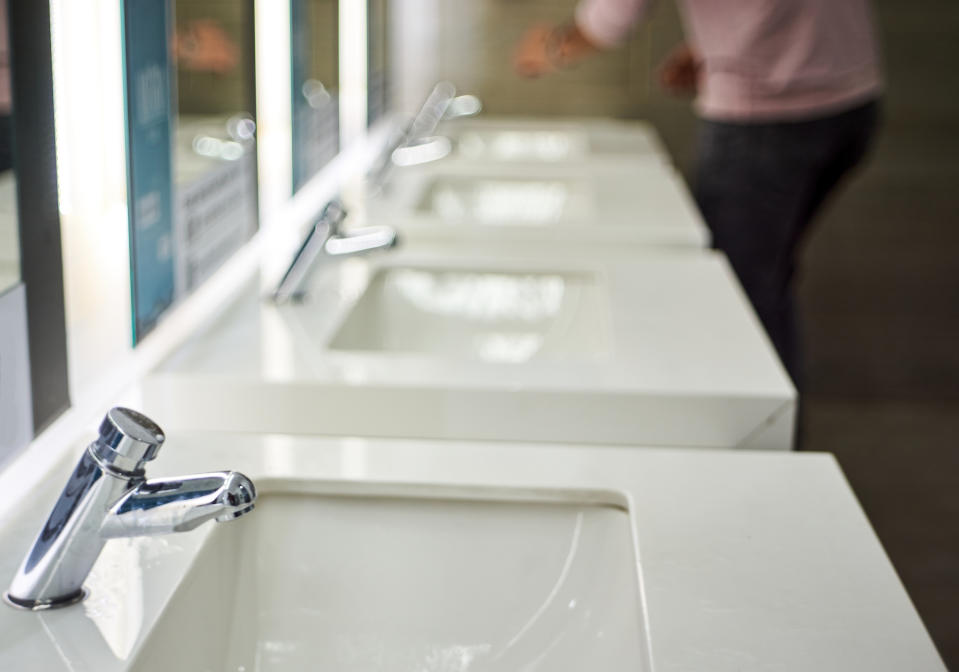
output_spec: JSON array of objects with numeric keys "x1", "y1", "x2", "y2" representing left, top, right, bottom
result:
[{"x1": 514, "y1": 1, "x2": 882, "y2": 388}]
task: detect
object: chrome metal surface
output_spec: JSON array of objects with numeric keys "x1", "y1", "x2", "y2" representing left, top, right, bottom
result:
[
  {"x1": 442, "y1": 94, "x2": 483, "y2": 120},
  {"x1": 368, "y1": 81, "x2": 458, "y2": 188},
  {"x1": 4, "y1": 408, "x2": 256, "y2": 610},
  {"x1": 405, "y1": 81, "x2": 456, "y2": 145},
  {"x1": 391, "y1": 136, "x2": 453, "y2": 167},
  {"x1": 272, "y1": 199, "x2": 398, "y2": 303},
  {"x1": 275, "y1": 83, "x2": 459, "y2": 303}
]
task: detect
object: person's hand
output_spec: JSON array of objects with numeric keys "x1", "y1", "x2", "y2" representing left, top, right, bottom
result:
[
  {"x1": 513, "y1": 23, "x2": 558, "y2": 78},
  {"x1": 658, "y1": 43, "x2": 701, "y2": 96}
]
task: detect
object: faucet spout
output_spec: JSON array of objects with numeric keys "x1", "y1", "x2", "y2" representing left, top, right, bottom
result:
[
  {"x1": 4, "y1": 408, "x2": 256, "y2": 611},
  {"x1": 101, "y1": 471, "x2": 256, "y2": 538},
  {"x1": 272, "y1": 198, "x2": 398, "y2": 303}
]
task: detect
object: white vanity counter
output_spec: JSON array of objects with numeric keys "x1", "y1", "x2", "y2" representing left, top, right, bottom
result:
[
  {"x1": 142, "y1": 249, "x2": 796, "y2": 450},
  {"x1": 434, "y1": 116, "x2": 671, "y2": 165},
  {"x1": 0, "y1": 433, "x2": 945, "y2": 671},
  {"x1": 362, "y1": 159, "x2": 709, "y2": 250}
]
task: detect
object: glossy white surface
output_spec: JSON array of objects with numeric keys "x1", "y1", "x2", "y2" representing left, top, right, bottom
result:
[
  {"x1": 143, "y1": 250, "x2": 796, "y2": 449},
  {"x1": 174, "y1": 114, "x2": 255, "y2": 183},
  {"x1": 364, "y1": 160, "x2": 709, "y2": 250},
  {"x1": 131, "y1": 493, "x2": 646, "y2": 671},
  {"x1": 436, "y1": 116, "x2": 670, "y2": 165},
  {"x1": 0, "y1": 433, "x2": 946, "y2": 671},
  {"x1": 328, "y1": 267, "x2": 609, "y2": 362}
]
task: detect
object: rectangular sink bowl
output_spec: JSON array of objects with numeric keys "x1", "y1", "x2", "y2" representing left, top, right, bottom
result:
[
  {"x1": 437, "y1": 117, "x2": 669, "y2": 164},
  {"x1": 144, "y1": 252, "x2": 796, "y2": 449},
  {"x1": 328, "y1": 267, "x2": 609, "y2": 362},
  {"x1": 454, "y1": 128, "x2": 592, "y2": 162},
  {"x1": 365, "y1": 161, "x2": 711, "y2": 249},
  {"x1": 417, "y1": 176, "x2": 593, "y2": 224},
  {"x1": 129, "y1": 490, "x2": 648, "y2": 672}
]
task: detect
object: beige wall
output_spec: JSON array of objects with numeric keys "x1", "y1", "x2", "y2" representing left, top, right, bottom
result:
[
  {"x1": 307, "y1": 0, "x2": 338, "y2": 87},
  {"x1": 432, "y1": 1, "x2": 698, "y2": 169}
]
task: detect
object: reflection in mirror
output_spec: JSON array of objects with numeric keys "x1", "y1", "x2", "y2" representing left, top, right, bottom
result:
[
  {"x1": 173, "y1": 0, "x2": 258, "y2": 296},
  {"x1": 291, "y1": 0, "x2": 339, "y2": 193},
  {"x1": 124, "y1": 0, "x2": 258, "y2": 340},
  {"x1": 0, "y1": 0, "x2": 17, "y2": 296},
  {"x1": 367, "y1": 0, "x2": 389, "y2": 126}
]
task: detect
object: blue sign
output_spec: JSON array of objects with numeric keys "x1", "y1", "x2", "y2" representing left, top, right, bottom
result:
[{"x1": 122, "y1": 0, "x2": 175, "y2": 342}]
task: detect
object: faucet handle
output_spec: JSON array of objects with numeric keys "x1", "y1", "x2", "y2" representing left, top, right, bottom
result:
[{"x1": 92, "y1": 407, "x2": 165, "y2": 475}]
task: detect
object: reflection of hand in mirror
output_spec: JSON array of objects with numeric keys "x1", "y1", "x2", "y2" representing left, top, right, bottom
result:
[
  {"x1": 513, "y1": 24, "x2": 557, "y2": 78},
  {"x1": 514, "y1": 22, "x2": 599, "y2": 79},
  {"x1": 173, "y1": 19, "x2": 239, "y2": 74},
  {"x1": 657, "y1": 42, "x2": 701, "y2": 97}
]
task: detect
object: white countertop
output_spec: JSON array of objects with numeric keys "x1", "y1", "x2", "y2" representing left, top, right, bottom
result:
[
  {"x1": 435, "y1": 116, "x2": 672, "y2": 165},
  {"x1": 142, "y1": 249, "x2": 796, "y2": 449},
  {"x1": 362, "y1": 159, "x2": 710, "y2": 250},
  {"x1": 0, "y1": 432, "x2": 945, "y2": 671}
]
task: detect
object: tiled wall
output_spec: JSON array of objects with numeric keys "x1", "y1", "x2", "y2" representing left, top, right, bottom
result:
[
  {"x1": 307, "y1": 0, "x2": 338, "y2": 87},
  {"x1": 432, "y1": 1, "x2": 698, "y2": 167},
  {"x1": 435, "y1": 1, "x2": 652, "y2": 117}
]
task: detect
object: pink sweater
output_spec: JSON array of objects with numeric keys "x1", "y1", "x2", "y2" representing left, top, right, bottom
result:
[{"x1": 575, "y1": 0, "x2": 882, "y2": 121}]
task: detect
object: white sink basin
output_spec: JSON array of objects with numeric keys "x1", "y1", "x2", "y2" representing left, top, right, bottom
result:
[
  {"x1": 455, "y1": 128, "x2": 593, "y2": 162},
  {"x1": 0, "y1": 434, "x2": 945, "y2": 672},
  {"x1": 145, "y1": 251, "x2": 796, "y2": 450},
  {"x1": 418, "y1": 175, "x2": 592, "y2": 224},
  {"x1": 328, "y1": 267, "x2": 609, "y2": 362},
  {"x1": 365, "y1": 161, "x2": 710, "y2": 250},
  {"x1": 129, "y1": 491, "x2": 647, "y2": 671},
  {"x1": 437, "y1": 117, "x2": 670, "y2": 164}
]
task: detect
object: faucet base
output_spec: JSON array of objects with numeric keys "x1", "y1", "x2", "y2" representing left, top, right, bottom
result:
[{"x1": 3, "y1": 588, "x2": 88, "y2": 611}]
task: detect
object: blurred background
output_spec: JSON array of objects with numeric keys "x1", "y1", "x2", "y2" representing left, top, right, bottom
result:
[{"x1": 417, "y1": 0, "x2": 959, "y2": 664}]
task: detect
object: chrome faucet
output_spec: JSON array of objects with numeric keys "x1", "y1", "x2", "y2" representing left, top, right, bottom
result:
[
  {"x1": 272, "y1": 198, "x2": 398, "y2": 303},
  {"x1": 367, "y1": 82, "x2": 464, "y2": 185},
  {"x1": 4, "y1": 408, "x2": 256, "y2": 611}
]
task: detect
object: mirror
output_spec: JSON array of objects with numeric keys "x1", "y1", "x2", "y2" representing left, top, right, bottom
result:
[
  {"x1": 291, "y1": 0, "x2": 340, "y2": 193},
  {"x1": 367, "y1": 0, "x2": 389, "y2": 125},
  {"x1": 172, "y1": 0, "x2": 258, "y2": 295},
  {"x1": 123, "y1": 0, "x2": 258, "y2": 340},
  {"x1": 0, "y1": 0, "x2": 25, "y2": 466},
  {"x1": 0, "y1": 0, "x2": 17, "y2": 296}
]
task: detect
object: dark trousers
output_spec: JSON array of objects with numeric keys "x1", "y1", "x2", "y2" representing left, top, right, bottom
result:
[{"x1": 694, "y1": 99, "x2": 880, "y2": 388}]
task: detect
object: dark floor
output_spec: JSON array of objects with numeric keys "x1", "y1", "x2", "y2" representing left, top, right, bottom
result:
[
  {"x1": 801, "y1": 400, "x2": 959, "y2": 666},
  {"x1": 794, "y1": 3, "x2": 959, "y2": 664},
  {"x1": 795, "y1": 154, "x2": 959, "y2": 669}
]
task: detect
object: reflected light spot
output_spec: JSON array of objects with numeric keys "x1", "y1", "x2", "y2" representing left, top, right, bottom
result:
[
  {"x1": 390, "y1": 270, "x2": 566, "y2": 322},
  {"x1": 429, "y1": 180, "x2": 569, "y2": 224},
  {"x1": 458, "y1": 131, "x2": 576, "y2": 162}
]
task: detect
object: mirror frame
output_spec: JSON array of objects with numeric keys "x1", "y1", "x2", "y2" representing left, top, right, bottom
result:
[{"x1": 8, "y1": 0, "x2": 70, "y2": 432}]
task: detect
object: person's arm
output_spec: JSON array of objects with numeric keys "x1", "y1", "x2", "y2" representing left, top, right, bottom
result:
[{"x1": 514, "y1": 0, "x2": 652, "y2": 78}]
